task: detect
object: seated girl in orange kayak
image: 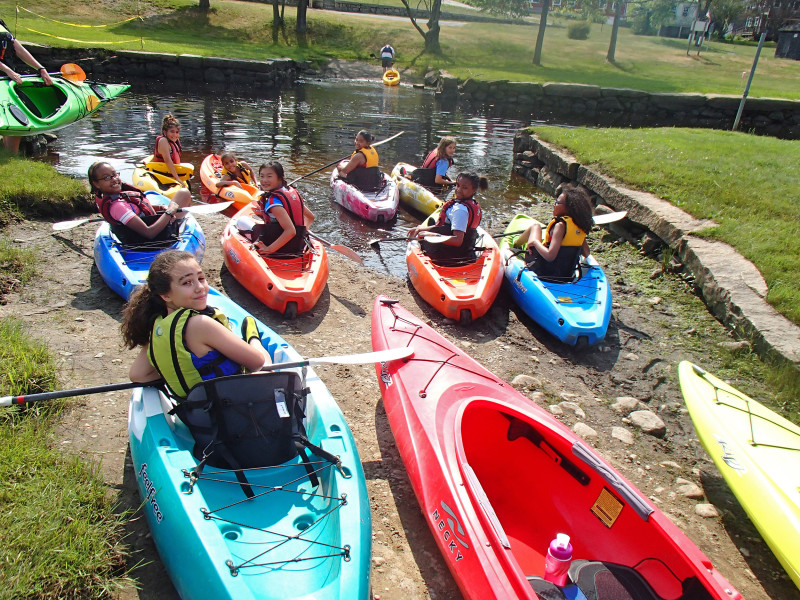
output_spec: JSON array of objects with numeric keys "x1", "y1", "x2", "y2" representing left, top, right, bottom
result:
[
  {"x1": 152, "y1": 114, "x2": 186, "y2": 187},
  {"x1": 89, "y1": 161, "x2": 191, "y2": 246},
  {"x1": 124, "y1": 250, "x2": 271, "y2": 397},
  {"x1": 251, "y1": 161, "x2": 315, "y2": 257},
  {"x1": 217, "y1": 151, "x2": 255, "y2": 190},
  {"x1": 514, "y1": 183, "x2": 594, "y2": 282},
  {"x1": 407, "y1": 171, "x2": 488, "y2": 263}
]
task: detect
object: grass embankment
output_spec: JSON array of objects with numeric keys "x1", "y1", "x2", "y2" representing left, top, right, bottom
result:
[
  {"x1": 530, "y1": 126, "x2": 800, "y2": 327},
  {"x1": 4, "y1": 0, "x2": 800, "y2": 98},
  {"x1": 0, "y1": 156, "x2": 129, "y2": 599}
]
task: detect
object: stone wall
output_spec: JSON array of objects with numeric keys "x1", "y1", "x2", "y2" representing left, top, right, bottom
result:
[
  {"x1": 437, "y1": 76, "x2": 800, "y2": 139},
  {"x1": 29, "y1": 45, "x2": 305, "y2": 92},
  {"x1": 513, "y1": 131, "x2": 800, "y2": 369}
]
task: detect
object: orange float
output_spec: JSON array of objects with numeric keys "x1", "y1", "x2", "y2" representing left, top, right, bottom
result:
[{"x1": 221, "y1": 203, "x2": 328, "y2": 318}]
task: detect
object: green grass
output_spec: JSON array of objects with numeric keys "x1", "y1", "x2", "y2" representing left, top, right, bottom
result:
[
  {"x1": 0, "y1": 278, "x2": 131, "y2": 598},
  {"x1": 530, "y1": 125, "x2": 800, "y2": 328},
  {"x1": 4, "y1": 0, "x2": 800, "y2": 98},
  {"x1": 0, "y1": 151, "x2": 93, "y2": 225}
]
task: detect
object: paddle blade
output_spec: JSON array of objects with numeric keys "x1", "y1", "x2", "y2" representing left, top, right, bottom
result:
[
  {"x1": 329, "y1": 244, "x2": 363, "y2": 265},
  {"x1": 52, "y1": 218, "x2": 92, "y2": 231},
  {"x1": 86, "y1": 94, "x2": 100, "y2": 111},
  {"x1": 310, "y1": 345, "x2": 413, "y2": 365},
  {"x1": 592, "y1": 211, "x2": 627, "y2": 225},
  {"x1": 60, "y1": 63, "x2": 86, "y2": 83},
  {"x1": 182, "y1": 201, "x2": 234, "y2": 214}
]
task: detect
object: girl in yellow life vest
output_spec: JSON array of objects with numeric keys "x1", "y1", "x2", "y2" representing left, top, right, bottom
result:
[
  {"x1": 337, "y1": 129, "x2": 382, "y2": 191},
  {"x1": 123, "y1": 250, "x2": 271, "y2": 398},
  {"x1": 218, "y1": 151, "x2": 255, "y2": 190},
  {"x1": 514, "y1": 184, "x2": 594, "y2": 282}
]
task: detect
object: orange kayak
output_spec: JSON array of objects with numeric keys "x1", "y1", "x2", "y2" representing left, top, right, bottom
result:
[
  {"x1": 221, "y1": 204, "x2": 328, "y2": 318},
  {"x1": 200, "y1": 154, "x2": 259, "y2": 210},
  {"x1": 406, "y1": 221, "x2": 503, "y2": 324}
]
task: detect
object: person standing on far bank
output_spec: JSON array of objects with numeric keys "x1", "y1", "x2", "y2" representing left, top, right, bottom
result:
[{"x1": 380, "y1": 43, "x2": 395, "y2": 72}]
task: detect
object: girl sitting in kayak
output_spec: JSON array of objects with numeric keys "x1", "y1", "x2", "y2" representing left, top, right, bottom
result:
[
  {"x1": 251, "y1": 161, "x2": 315, "y2": 257},
  {"x1": 407, "y1": 171, "x2": 488, "y2": 264},
  {"x1": 337, "y1": 130, "x2": 382, "y2": 192},
  {"x1": 414, "y1": 135, "x2": 456, "y2": 190},
  {"x1": 124, "y1": 250, "x2": 272, "y2": 397},
  {"x1": 217, "y1": 151, "x2": 255, "y2": 190},
  {"x1": 89, "y1": 161, "x2": 191, "y2": 246},
  {"x1": 152, "y1": 113, "x2": 186, "y2": 187},
  {"x1": 514, "y1": 183, "x2": 594, "y2": 282}
]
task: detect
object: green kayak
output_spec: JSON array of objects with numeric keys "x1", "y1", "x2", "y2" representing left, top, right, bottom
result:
[{"x1": 0, "y1": 73, "x2": 130, "y2": 135}]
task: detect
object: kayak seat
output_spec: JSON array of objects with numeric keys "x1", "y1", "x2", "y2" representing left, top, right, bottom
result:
[
  {"x1": 567, "y1": 560, "x2": 714, "y2": 600},
  {"x1": 527, "y1": 577, "x2": 588, "y2": 600},
  {"x1": 15, "y1": 85, "x2": 67, "y2": 119}
]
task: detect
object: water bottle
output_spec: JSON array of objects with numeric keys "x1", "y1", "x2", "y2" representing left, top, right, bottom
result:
[{"x1": 543, "y1": 533, "x2": 573, "y2": 586}]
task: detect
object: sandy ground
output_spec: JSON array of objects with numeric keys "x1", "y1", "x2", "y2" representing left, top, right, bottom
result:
[{"x1": 2, "y1": 200, "x2": 798, "y2": 600}]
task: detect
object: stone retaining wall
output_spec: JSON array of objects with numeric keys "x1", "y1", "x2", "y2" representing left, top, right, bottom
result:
[
  {"x1": 29, "y1": 45, "x2": 305, "y2": 92},
  {"x1": 437, "y1": 76, "x2": 800, "y2": 138},
  {"x1": 513, "y1": 130, "x2": 800, "y2": 369}
]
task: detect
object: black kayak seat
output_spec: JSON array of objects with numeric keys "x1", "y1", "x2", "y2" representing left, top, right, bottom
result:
[{"x1": 528, "y1": 560, "x2": 716, "y2": 600}]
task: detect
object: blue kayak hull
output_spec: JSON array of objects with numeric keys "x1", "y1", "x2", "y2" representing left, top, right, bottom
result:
[
  {"x1": 500, "y1": 214, "x2": 612, "y2": 347},
  {"x1": 127, "y1": 287, "x2": 372, "y2": 600},
  {"x1": 92, "y1": 193, "x2": 206, "y2": 300}
]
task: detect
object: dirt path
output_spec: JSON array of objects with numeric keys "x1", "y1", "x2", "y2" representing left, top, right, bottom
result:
[{"x1": 3, "y1": 208, "x2": 798, "y2": 600}]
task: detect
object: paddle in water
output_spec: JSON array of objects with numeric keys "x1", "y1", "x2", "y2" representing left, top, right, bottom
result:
[
  {"x1": 52, "y1": 201, "x2": 234, "y2": 231},
  {"x1": 307, "y1": 231, "x2": 363, "y2": 265},
  {"x1": 0, "y1": 346, "x2": 413, "y2": 406}
]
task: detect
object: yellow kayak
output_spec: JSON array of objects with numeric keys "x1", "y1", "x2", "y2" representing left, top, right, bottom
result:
[
  {"x1": 390, "y1": 162, "x2": 444, "y2": 217},
  {"x1": 678, "y1": 361, "x2": 800, "y2": 590}
]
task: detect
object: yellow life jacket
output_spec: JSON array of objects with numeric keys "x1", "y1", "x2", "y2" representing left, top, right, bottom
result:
[
  {"x1": 353, "y1": 146, "x2": 379, "y2": 168},
  {"x1": 221, "y1": 162, "x2": 254, "y2": 185},
  {"x1": 527, "y1": 216, "x2": 587, "y2": 282},
  {"x1": 544, "y1": 215, "x2": 586, "y2": 247},
  {"x1": 148, "y1": 307, "x2": 241, "y2": 399}
]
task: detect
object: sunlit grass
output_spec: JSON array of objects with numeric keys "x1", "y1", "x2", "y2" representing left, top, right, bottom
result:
[{"x1": 4, "y1": 0, "x2": 799, "y2": 98}]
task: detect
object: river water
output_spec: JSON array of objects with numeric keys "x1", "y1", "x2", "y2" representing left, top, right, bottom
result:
[{"x1": 49, "y1": 79, "x2": 550, "y2": 276}]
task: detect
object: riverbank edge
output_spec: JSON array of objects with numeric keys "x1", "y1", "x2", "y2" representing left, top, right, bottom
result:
[
  {"x1": 24, "y1": 44, "x2": 800, "y2": 139},
  {"x1": 513, "y1": 131, "x2": 800, "y2": 371}
]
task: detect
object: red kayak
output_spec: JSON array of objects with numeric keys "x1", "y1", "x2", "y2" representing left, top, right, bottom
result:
[{"x1": 370, "y1": 296, "x2": 743, "y2": 600}]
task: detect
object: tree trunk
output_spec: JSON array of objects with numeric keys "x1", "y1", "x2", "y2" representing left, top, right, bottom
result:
[
  {"x1": 606, "y1": 0, "x2": 623, "y2": 63},
  {"x1": 533, "y1": 0, "x2": 550, "y2": 66},
  {"x1": 296, "y1": 0, "x2": 308, "y2": 33},
  {"x1": 198, "y1": 0, "x2": 210, "y2": 10},
  {"x1": 425, "y1": 0, "x2": 443, "y2": 53},
  {"x1": 272, "y1": 0, "x2": 282, "y2": 27}
]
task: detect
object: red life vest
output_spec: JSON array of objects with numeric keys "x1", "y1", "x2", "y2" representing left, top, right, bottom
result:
[
  {"x1": 95, "y1": 184, "x2": 157, "y2": 227},
  {"x1": 421, "y1": 148, "x2": 453, "y2": 170},
  {"x1": 153, "y1": 135, "x2": 182, "y2": 164},
  {"x1": 436, "y1": 196, "x2": 481, "y2": 231},
  {"x1": 259, "y1": 187, "x2": 305, "y2": 226}
]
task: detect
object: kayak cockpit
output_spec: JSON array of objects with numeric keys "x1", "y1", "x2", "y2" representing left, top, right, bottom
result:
[
  {"x1": 455, "y1": 400, "x2": 717, "y2": 600},
  {"x1": 11, "y1": 81, "x2": 68, "y2": 121}
]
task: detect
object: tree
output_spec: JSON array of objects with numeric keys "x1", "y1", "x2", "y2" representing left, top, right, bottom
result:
[
  {"x1": 471, "y1": 0, "x2": 530, "y2": 18},
  {"x1": 709, "y1": 0, "x2": 747, "y2": 33},
  {"x1": 399, "y1": 0, "x2": 444, "y2": 53},
  {"x1": 606, "y1": 0, "x2": 624, "y2": 62},
  {"x1": 296, "y1": 0, "x2": 308, "y2": 33},
  {"x1": 199, "y1": 0, "x2": 210, "y2": 10},
  {"x1": 532, "y1": 0, "x2": 551, "y2": 65}
]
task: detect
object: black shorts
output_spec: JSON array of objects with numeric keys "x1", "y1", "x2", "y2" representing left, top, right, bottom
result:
[{"x1": 382, "y1": 57, "x2": 393, "y2": 68}]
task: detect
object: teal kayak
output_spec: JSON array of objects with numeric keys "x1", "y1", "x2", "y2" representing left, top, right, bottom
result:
[
  {"x1": 127, "y1": 287, "x2": 372, "y2": 600},
  {"x1": 0, "y1": 73, "x2": 129, "y2": 135}
]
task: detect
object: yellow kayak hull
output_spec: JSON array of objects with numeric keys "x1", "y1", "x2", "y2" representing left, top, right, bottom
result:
[{"x1": 678, "y1": 361, "x2": 800, "y2": 590}]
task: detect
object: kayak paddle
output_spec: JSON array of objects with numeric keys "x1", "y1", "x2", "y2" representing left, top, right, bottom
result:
[
  {"x1": 52, "y1": 201, "x2": 234, "y2": 231},
  {"x1": 0, "y1": 346, "x2": 414, "y2": 407},
  {"x1": 307, "y1": 231, "x2": 363, "y2": 265}
]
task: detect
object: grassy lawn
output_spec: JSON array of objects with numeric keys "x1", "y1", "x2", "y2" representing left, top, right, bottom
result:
[
  {"x1": 0, "y1": 159, "x2": 128, "y2": 598},
  {"x1": 530, "y1": 125, "x2": 800, "y2": 328},
  {"x1": 4, "y1": 0, "x2": 800, "y2": 98}
]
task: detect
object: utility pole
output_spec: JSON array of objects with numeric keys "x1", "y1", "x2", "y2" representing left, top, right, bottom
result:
[{"x1": 732, "y1": 32, "x2": 766, "y2": 131}]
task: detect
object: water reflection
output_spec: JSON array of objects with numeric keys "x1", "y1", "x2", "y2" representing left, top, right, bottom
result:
[{"x1": 50, "y1": 79, "x2": 551, "y2": 276}]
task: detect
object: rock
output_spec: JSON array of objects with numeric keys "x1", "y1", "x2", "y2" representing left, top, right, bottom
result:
[
  {"x1": 649, "y1": 268, "x2": 664, "y2": 280},
  {"x1": 611, "y1": 427, "x2": 635, "y2": 445},
  {"x1": 512, "y1": 374, "x2": 542, "y2": 389},
  {"x1": 717, "y1": 340, "x2": 751, "y2": 352},
  {"x1": 677, "y1": 483, "x2": 704, "y2": 499},
  {"x1": 624, "y1": 352, "x2": 639, "y2": 361},
  {"x1": 695, "y1": 503, "x2": 719, "y2": 518},
  {"x1": 372, "y1": 556, "x2": 386, "y2": 566},
  {"x1": 573, "y1": 422, "x2": 597, "y2": 439},
  {"x1": 648, "y1": 296, "x2": 662, "y2": 305},
  {"x1": 558, "y1": 401, "x2": 586, "y2": 419},
  {"x1": 683, "y1": 328, "x2": 697, "y2": 336},
  {"x1": 640, "y1": 232, "x2": 662, "y2": 255},
  {"x1": 549, "y1": 405, "x2": 564, "y2": 416},
  {"x1": 530, "y1": 391, "x2": 546, "y2": 404},
  {"x1": 629, "y1": 410, "x2": 667, "y2": 437},
  {"x1": 659, "y1": 460, "x2": 682, "y2": 471},
  {"x1": 739, "y1": 547, "x2": 750, "y2": 558},
  {"x1": 611, "y1": 396, "x2": 641, "y2": 413}
]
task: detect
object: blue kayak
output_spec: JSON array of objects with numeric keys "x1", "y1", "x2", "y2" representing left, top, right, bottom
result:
[
  {"x1": 127, "y1": 287, "x2": 372, "y2": 600},
  {"x1": 500, "y1": 214, "x2": 612, "y2": 348},
  {"x1": 92, "y1": 192, "x2": 205, "y2": 300}
]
